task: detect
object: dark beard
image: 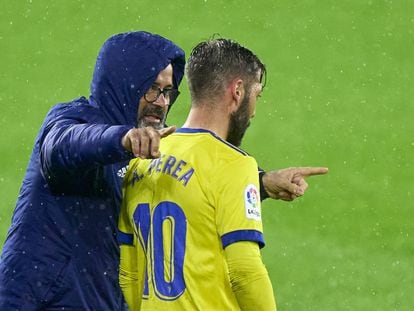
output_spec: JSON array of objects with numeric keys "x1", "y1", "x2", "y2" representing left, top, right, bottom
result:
[
  {"x1": 226, "y1": 94, "x2": 250, "y2": 147},
  {"x1": 137, "y1": 105, "x2": 166, "y2": 130}
]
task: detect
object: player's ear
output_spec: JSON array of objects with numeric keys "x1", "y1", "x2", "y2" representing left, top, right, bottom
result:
[{"x1": 229, "y1": 79, "x2": 244, "y2": 113}]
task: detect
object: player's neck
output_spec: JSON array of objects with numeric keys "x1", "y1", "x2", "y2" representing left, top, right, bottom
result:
[{"x1": 183, "y1": 104, "x2": 230, "y2": 140}]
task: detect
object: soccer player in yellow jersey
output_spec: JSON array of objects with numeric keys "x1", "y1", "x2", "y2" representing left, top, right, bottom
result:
[{"x1": 118, "y1": 38, "x2": 314, "y2": 310}]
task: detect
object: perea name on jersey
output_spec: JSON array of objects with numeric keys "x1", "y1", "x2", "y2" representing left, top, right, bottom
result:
[{"x1": 130, "y1": 153, "x2": 195, "y2": 187}]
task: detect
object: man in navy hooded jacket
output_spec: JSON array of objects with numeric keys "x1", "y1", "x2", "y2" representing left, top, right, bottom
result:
[
  {"x1": 0, "y1": 31, "x2": 186, "y2": 310},
  {"x1": 0, "y1": 31, "x2": 328, "y2": 309}
]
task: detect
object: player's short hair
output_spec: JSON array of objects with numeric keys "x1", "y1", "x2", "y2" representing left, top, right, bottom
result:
[{"x1": 186, "y1": 38, "x2": 266, "y2": 105}]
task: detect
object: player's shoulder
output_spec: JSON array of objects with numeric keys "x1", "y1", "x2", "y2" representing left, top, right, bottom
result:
[
  {"x1": 166, "y1": 128, "x2": 258, "y2": 186},
  {"x1": 123, "y1": 158, "x2": 141, "y2": 182},
  {"x1": 174, "y1": 128, "x2": 249, "y2": 158},
  {"x1": 45, "y1": 97, "x2": 102, "y2": 123}
]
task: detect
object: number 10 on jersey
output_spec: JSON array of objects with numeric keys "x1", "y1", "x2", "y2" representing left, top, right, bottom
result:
[{"x1": 133, "y1": 201, "x2": 187, "y2": 300}]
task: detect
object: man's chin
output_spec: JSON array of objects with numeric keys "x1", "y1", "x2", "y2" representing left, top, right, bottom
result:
[{"x1": 137, "y1": 120, "x2": 165, "y2": 130}]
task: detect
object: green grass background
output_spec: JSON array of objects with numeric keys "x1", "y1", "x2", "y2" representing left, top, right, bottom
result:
[{"x1": 1, "y1": 1, "x2": 413, "y2": 310}]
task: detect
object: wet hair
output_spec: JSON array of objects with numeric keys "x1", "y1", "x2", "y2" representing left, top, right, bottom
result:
[{"x1": 186, "y1": 38, "x2": 266, "y2": 105}]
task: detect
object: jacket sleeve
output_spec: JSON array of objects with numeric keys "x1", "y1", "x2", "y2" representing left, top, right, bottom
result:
[{"x1": 39, "y1": 105, "x2": 133, "y2": 185}]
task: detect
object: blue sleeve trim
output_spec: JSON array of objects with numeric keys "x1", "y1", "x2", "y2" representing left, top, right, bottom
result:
[
  {"x1": 117, "y1": 230, "x2": 134, "y2": 245},
  {"x1": 221, "y1": 230, "x2": 265, "y2": 249}
]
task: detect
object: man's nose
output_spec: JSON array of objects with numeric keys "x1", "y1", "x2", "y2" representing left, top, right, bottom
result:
[{"x1": 153, "y1": 94, "x2": 169, "y2": 107}]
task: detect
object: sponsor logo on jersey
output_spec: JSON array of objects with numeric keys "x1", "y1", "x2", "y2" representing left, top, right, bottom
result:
[{"x1": 244, "y1": 184, "x2": 261, "y2": 221}]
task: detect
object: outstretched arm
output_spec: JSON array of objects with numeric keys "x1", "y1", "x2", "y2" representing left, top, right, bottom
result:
[
  {"x1": 40, "y1": 104, "x2": 175, "y2": 185},
  {"x1": 260, "y1": 167, "x2": 329, "y2": 201}
]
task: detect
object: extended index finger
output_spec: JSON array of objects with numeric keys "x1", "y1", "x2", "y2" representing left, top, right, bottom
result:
[
  {"x1": 296, "y1": 167, "x2": 329, "y2": 177},
  {"x1": 158, "y1": 125, "x2": 177, "y2": 138}
]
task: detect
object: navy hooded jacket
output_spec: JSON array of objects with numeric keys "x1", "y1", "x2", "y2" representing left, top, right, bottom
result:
[{"x1": 0, "y1": 31, "x2": 185, "y2": 310}]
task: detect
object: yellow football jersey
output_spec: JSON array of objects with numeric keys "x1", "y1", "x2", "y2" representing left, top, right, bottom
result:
[{"x1": 118, "y1": 128, "x2": 265, "y2": 310}]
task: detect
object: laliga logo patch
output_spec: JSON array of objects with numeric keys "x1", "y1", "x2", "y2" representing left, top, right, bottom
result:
[{"x1": 244, "y1": 184, "x2": 261, "y2": 221}]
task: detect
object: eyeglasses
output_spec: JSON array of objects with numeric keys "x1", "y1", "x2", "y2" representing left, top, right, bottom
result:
[{"x1": 144, "y1": 85, "x2": 180, "y2": 105}]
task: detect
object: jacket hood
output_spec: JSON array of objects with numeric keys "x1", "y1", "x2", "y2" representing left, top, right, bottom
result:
[{"x1": 89, "y1": 31, "x2": 186, "y2": 126}]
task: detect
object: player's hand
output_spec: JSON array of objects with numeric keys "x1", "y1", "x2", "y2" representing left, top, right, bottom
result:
[
  {"x1": 121, "y1": 125, "x2": 176, "y2": 159},
  {"x1": 262, "y1": 167, "x2": 328, "y2": 201}
]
